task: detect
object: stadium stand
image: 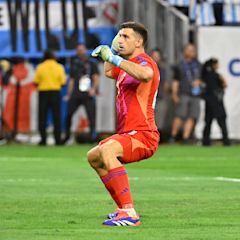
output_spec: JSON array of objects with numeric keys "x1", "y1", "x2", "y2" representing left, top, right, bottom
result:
[{"x1": 166, "y1": 0, "x2": 240, "y2": 26}]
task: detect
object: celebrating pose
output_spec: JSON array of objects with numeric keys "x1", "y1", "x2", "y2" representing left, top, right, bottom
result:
[{"x1": 89, "y1": 22, "x2": 160, "y2": 226}]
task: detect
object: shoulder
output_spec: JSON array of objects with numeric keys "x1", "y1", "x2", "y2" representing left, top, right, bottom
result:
[
  {"x1": 176, "y1": 60, "x2": 184, "y2": 68},
  {"x1": 57, "y1": 62, "x2": 64, "y2": 68},
  {"x1": 135, "y1": 54, "x2": 158, "y2": 72},
  {"x1": 36, "y1": 62, "x2": 44, "y2": 70},
  {"x1": 71, "y1": 56, "x2": 81, "y2": 65},
  {"x1": 193, "y1": 59, "x2": 201, "y2": 66},
  {"x1": 57, "y1": 63, "x2": 65, "y2": 71},
  {"x1": 89, "y1": 58, "x2": 98, "y2": 66},
  {"x1": 136, "y1": 53, "x2": 152, "y2": 64}
]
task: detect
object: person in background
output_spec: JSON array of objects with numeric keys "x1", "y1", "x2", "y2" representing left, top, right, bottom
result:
[
  {"x1": 170, "y1": 44, "x2": 202, "y2": 144},
  {"x1": 201, "y1": 58, "x2": 230, "y2": 146},
  {"x1": 150, "y1": 48, "x2": 168, "y2": 140},
  {"x1": 0, "y1": 60, "x2": 11, "y2": 144},
  {"x1": 63, "y1": 43, "x2": 100, "y2": 144},
  {"x1": 34, "y1": 49, "x2": 66, "y2": 145}
]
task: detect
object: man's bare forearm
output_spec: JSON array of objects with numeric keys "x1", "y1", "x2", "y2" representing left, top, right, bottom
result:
[
  {"x1": 67, "y1": 79, "x2": 74, "y2": 96},
  {"x1": 119, "y1": 60, "x2": 153, "y2": 82},
  {"x1": 104, "y1": 59, "x2": 153, "y2": 82},
  {"x1": 92, "y1": 74, "x2": 100, "y2": 90},
  {"x1": 104, "y1": 62, "x2": 115, "y2": 79},
  {"x1": 172, "y1": 80, "x2": 179, "y2": 96}
]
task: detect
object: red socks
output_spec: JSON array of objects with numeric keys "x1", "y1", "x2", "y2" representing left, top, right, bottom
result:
[{"x1": 100, "y1": 166, "x2": 134, "y2": 209}]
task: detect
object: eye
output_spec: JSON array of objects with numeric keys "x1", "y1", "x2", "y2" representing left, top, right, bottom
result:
[{"x1": 120, "y1": 34, "x2": 128, "y2": 39}]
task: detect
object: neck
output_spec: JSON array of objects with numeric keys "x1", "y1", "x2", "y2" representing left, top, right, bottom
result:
[
  {"x1": 184, "y1": 57, "x2": 193, "y2": 62},
  {"x1": 78, "y1": 55, "x2": 87, "y2": 60},
  {"x1": 126, "y1": 47, "x2": 145, "y2": 59}
]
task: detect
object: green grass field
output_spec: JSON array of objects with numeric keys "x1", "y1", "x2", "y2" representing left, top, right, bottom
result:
[{"x1": 0, "y1": 144, "x2": 240, "y2": 240}]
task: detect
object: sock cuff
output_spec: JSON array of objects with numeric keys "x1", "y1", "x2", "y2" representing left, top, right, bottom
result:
[
  {"x1": 108, "y1": 166, "x2": 126, "y2": 174},
  {"x1": 101, "y1": 166, "x2": 127, "y2": 184}
]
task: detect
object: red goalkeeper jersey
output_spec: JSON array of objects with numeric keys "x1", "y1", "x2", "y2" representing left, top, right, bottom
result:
[{"x1": 111, "y1": 53, "x2": 160, "y2": 133}]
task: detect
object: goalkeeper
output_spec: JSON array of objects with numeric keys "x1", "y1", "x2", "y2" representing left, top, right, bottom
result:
[{"x1": 88, "y1": 21, "x2": 160, "y2": 227}]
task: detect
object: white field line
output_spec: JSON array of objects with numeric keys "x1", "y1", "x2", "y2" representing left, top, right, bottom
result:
[
  {"x1": 0, "y1": 176, "x2": 239, "y2": 183},
  {"x1": 130, "y1": 176, "x2": 240, "y2": 183},
  {"x1": 215, "y1": 177, "x2": 240, "y2": 183}
]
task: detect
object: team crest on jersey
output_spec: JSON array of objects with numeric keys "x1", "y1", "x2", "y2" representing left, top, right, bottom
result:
[{"x1": 140, "y1": 61, "x2": 147, "y2": 66}]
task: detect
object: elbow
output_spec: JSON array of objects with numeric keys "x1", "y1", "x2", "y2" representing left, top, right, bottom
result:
[
  {"x1": 105, "y1": 69, "x2": 114, "y2": 79},
  {"x1": 105, "y1": 70, "x2": 112, "y2": 78},
  {"x1": 140, "y1": 76, "x2": 151, "y2": 82},
  {"x1": 139, "y1": 67, "x2": 154, "y2": 82},
  {"x1": 139, "y1": 72, "x2": 153, "y2": 83}
]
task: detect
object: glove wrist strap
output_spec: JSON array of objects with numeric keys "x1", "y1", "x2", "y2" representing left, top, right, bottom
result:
[{"x1": 111, "y1": 55, "x2": 123, "y2": 67}]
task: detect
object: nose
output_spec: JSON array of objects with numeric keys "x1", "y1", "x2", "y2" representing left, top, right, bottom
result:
[{"x1": 118, "y1": 35, "x2": 124, "y2": 44}]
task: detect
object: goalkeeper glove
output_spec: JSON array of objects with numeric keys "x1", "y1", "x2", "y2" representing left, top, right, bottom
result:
[
  {"x1": 92, "y1": 45, "x2": 123, "y2": 67},
  {"x1": 111, "y1": 32, "x2": 120, "y2": 55}
]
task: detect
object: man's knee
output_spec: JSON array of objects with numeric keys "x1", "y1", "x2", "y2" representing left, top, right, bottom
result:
[
  {"x1": 87, "y1": 146, "x2": 101, "y2": 168},
  {"x1": 99, "y1": 141, "x2": 112, "y2": 157},
  {"x1": 98, "y1": 140, "x2": 123, "y2": 160}
]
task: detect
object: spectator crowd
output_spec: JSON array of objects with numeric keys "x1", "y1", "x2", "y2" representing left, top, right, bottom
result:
[{"x1": 0, "y1": 41, "x2": 231, "y2": 146}]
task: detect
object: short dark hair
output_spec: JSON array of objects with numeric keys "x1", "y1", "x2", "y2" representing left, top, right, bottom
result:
[
  {"x1": 119, "y1": 21, "x2": 148, "y2": 46},
  {"x1": 43, "y1": 49, "x2": 56, "y2": 60}
]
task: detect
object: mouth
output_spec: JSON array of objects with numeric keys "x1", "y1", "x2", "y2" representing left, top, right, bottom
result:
[{"x1": 118, "y1": 45, "x2": 124, "y2": 51}]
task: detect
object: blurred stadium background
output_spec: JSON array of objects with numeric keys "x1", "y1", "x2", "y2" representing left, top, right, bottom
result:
[
  {"x1": 0, "y1": 1, "x2": 240, "y2": 239},
  {"x1": 0, "y1": 0, "x2": 239, "y2": 144}
]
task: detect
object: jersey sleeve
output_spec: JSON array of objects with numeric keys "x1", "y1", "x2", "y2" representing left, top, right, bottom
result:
[
  {"x1": 111, "y1": 66, "x2": 121, "y2": 80},
  {"x1": 136, "y1": 55, "x2": 155, "y2": 72}
]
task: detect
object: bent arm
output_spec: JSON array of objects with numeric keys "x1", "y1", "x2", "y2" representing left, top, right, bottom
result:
[
  {"x1": 104, "y1": 62, "x2": 115, "y2": 79},
  {"x1": 104, "y1": 60, "x2": 153, "y2": 82},
  {"x1": 67, "y1": 78, "x2": 74, "y2": 96},
  {"x1": 119, "y1": 60, "x2": 153, "y2": 82},
  {"x1": 92, "y1": 73, "x2": 100, "y2": 90},
  {"x1": 172, "y1": 80, "x2": 179, "y2": 96},
  {"x1": 172, "y1": 80, "x2": 180, "y2": 104}
]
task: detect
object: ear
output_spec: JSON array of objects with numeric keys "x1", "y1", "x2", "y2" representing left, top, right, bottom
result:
[{"x1": 135, "y1": 38, "x2": 143, "y2": 48}]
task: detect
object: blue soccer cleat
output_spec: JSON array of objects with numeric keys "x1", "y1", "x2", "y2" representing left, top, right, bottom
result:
[
  {"x1": 107, "y1": 209, "x2": 140, "y2": 219},
  {"x1": 103, "y1": 211, "x2": 141, "y2": 227},
  {"x1": 107, "y1": 211, "x2": 119, "y2": 219},
  {"x1": 107, "y1": 208, "x2": 120, "y2": 219}
]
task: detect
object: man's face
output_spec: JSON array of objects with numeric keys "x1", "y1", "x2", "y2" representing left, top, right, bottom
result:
[
  {"x1": 184, "y1": 45, "x2": 196, "y2": 60},
  {"x1": 76, "y1": 44, "x2": 87, "y2": 58},
  {"x1": 151, "y1": 51, "x2": 161, "y2": 63},
  {"x1": 117, "y1": 28, "x2": 141, "y2": 57}
]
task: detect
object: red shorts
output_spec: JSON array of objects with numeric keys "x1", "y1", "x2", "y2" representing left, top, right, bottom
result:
[{"x1": 99, "y1": 130, "x2": 160, "y2": 164}]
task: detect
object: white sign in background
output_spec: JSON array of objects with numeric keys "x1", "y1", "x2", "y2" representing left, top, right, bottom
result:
[
  {"x1": 0, "y1": 1, "x2": 116, "y2": 31},
  {"x1": 196, "y1": 27, "x2": 240, "y2": 139}
]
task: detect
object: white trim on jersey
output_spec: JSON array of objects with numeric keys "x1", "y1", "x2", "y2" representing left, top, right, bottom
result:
[{"x1": 152, "y1": 90, "x2": 158, "y2": 109}]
